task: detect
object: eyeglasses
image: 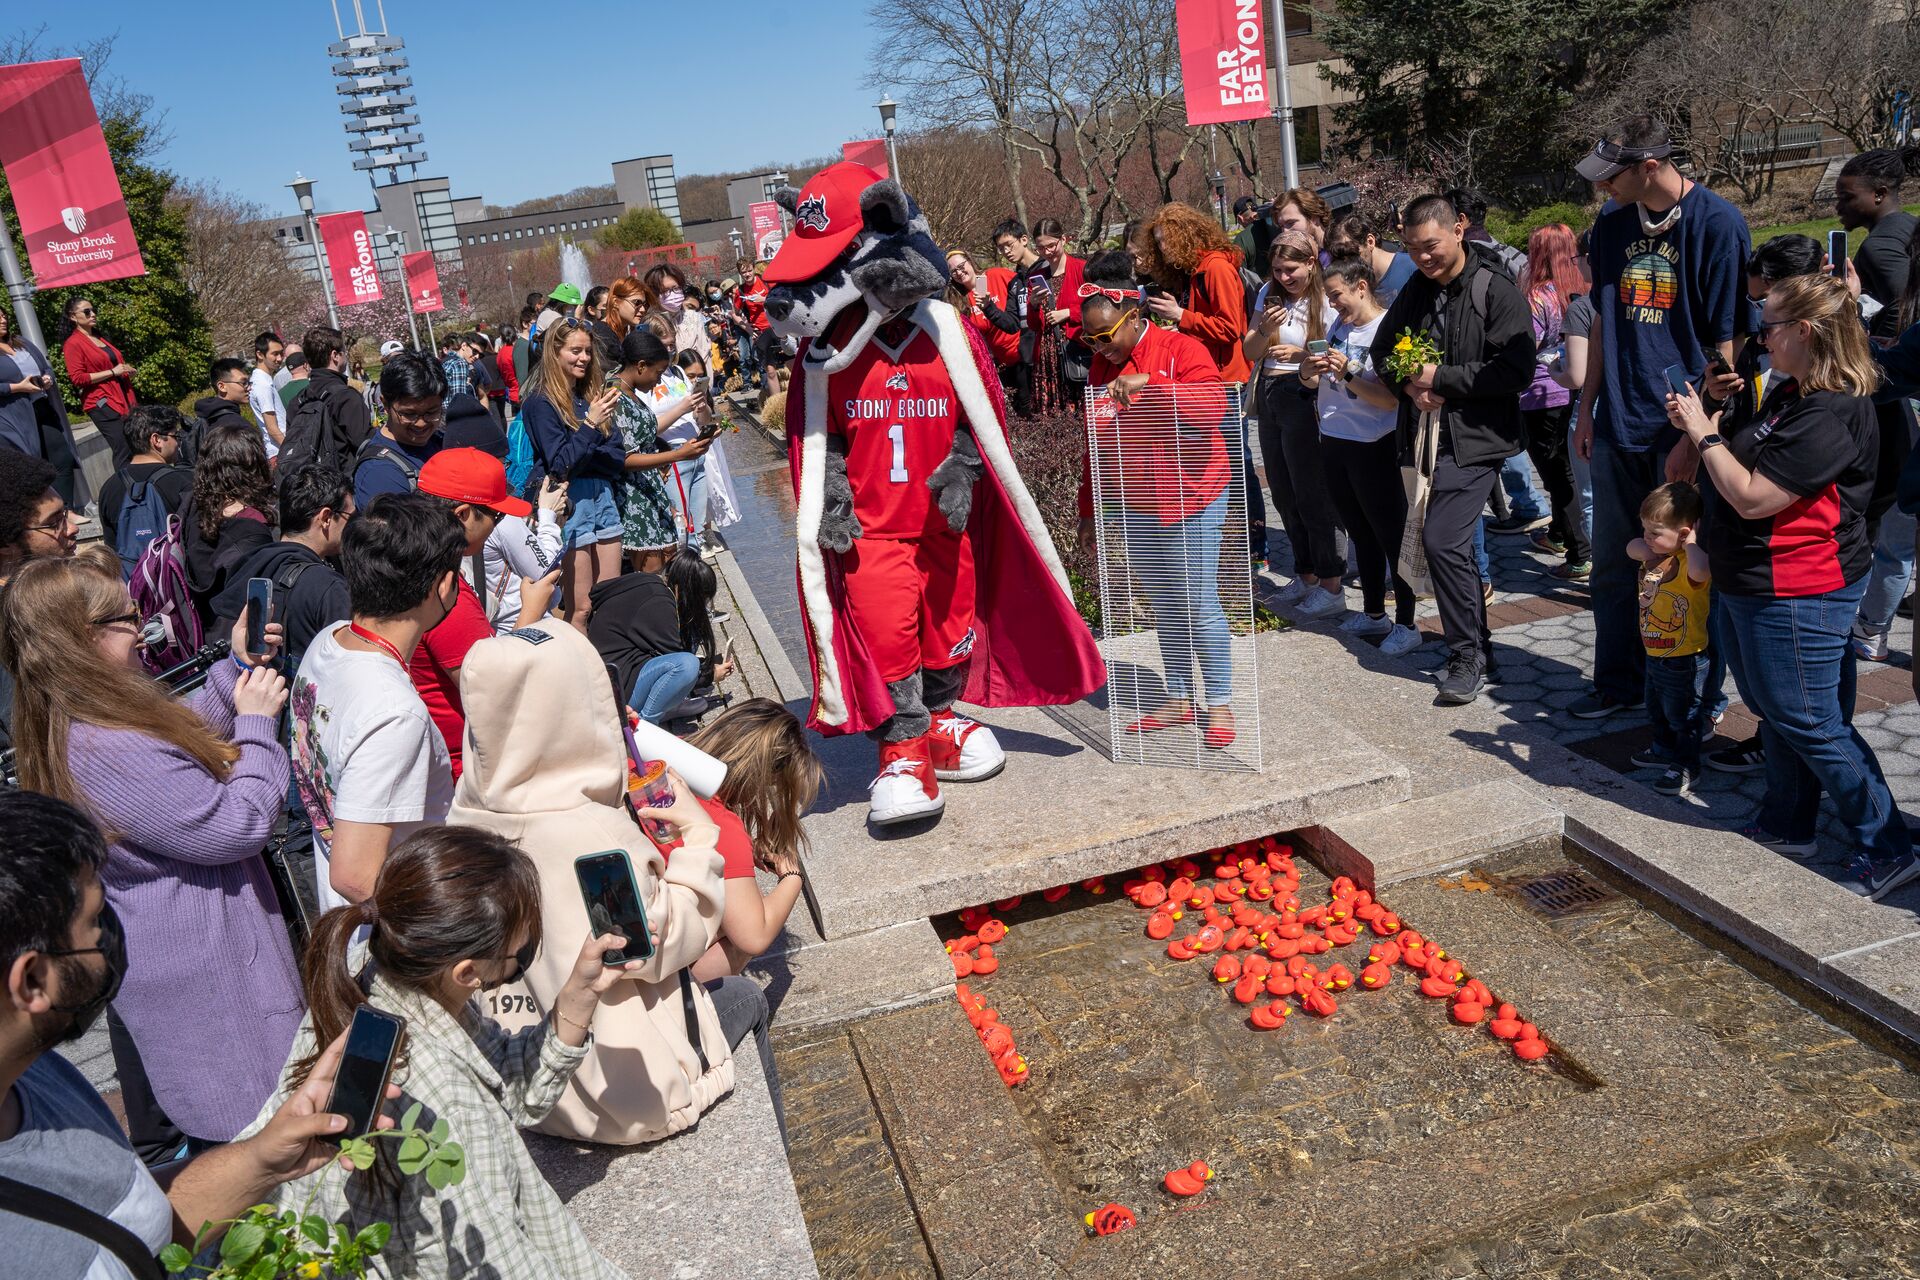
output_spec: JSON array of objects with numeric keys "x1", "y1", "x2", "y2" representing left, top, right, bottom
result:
[
  {"x1": 25, "y1": 506, "x2": 73, "y2": 535},
  {"x1": 389, "y1": 405, "x2": 446, "y2": 427},
  {"x1": 1083, "y1": 310, "x2": 1139, "y2": 347},
  {"x1": 1754, "y1": 318, "x2": 1792, "y2": 346},
  {"x1": 91, "y1": 610, "x2": 140, "y2": 629}
]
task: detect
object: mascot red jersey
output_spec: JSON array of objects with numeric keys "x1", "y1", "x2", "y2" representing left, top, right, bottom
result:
[{"x1": 762, "y1": 162, "x2": 1104, "y2": 827}]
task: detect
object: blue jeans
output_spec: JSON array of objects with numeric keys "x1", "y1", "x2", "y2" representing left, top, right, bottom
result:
[
  {"x1": 629, "y1": 651, "x2": 701, "y2": 724},
  {"x1": 1645, "y1": 650, "x2": 1710, "y2": 771},
  {"x1": 1589, "y1": 436, "x2": 1666, "y2": 702},
  {"x1": 1499, "y1": 454, "x2": 1547, "y2": 519},
  {"x1": 1567, "y1": 403, "x2": 1593, "y2": 549},
  {"x1": 1122, "y1": 491, "x2": 1234, "y2": 706},
  {"x1": 1474, "y1": 517, "x2": 1490, "y2": 581},
  {"x1": 667, "y1": 452, "x2": 711, "y2": 552},
  {"x1": 1855, "y1": 505, "x2": 1916, "y2": 637},
  {"x1": 1718, "y1": 581, "x2": 1911, "y2": 861}
]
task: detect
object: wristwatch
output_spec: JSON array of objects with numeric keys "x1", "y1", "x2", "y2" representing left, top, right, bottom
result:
[{"x1": 1698, "y1": 433, "x2": 1725, "y2": 450}]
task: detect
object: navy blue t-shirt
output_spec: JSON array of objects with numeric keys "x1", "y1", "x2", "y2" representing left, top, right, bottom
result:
[{"x1": 1590, "y1": 186, "x2": 1751, "y2": 451}]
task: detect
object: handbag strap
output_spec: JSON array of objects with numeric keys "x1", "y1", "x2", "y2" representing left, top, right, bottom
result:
[
  {"x1": 0, "y1": 1173, "x2": 167, "y2": 1280},
  {"x1": 469, "y1": 551, "x2": 488, "y2": 614},
  {"x1": 678, "y1": 969, "x2": 712, "y2": 1074}
]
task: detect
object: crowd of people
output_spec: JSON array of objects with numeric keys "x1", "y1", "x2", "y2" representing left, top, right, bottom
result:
[{"x1": 0, "y1": 110, "x2": 1918, "y2": 1277}]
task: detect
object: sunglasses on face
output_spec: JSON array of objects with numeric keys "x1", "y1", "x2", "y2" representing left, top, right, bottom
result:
[
  {"x1": 1083, "y1": 310, "x2": 1139, "y2": 346},
  {"x1": 91, "y1": 610, "x2": 140, "y2": 628}
]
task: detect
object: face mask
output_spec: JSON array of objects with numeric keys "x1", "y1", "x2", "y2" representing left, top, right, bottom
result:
[
  {"x1": 706, "y1": 291, "x2": 721, "y2": 302},
  {"x1": 484, "y1": 936, "x2": 539, "y2": 990},
  {"x1": 662, "y1": 289, "x2": 686, "y2": 311},
  {"x1": 47, "y1": 901, "x2": 126, "y2": 1043}
]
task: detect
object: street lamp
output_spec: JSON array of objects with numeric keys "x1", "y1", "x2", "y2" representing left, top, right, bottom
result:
[
  {"x1": 386, "y1": 227, "x2": 421, "y2": 352},
  {"x1": 287, "y1": 173, "x2": 339, "y2": 328},
  {"x1": 875, "y1": 94, "x2": 902, "y2": 183},
  {"x1": 728, "y1": 227, "x2": 744, "y2": 269}
]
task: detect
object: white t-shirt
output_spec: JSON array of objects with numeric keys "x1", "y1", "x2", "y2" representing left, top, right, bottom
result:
[
  {"x1": 1252, "y1": 284, "x2": 1338, "y2": 374},
  {"x1": 248, "y1": 367, "x2": 281, "y2": 458},
  {"x1": 290, "y1": 621, "x2": 453, "y2": 913},
  {"x1": 1316, "y1": 313, "x2": 1397, "y2": 443},
  {"x1": 467, "y1": 510, "x2": 563, "y2": 632}
]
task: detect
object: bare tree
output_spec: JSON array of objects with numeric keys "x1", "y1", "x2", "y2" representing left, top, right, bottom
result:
[
  {"x1": 169, "y1": 181, "x2": 313, "y2": 355},
  {"x1": 1777, "y1": 0, "x2": 1920, "y2": 151},
  {"x1": 897, "y1": 128, "x2": 1018, "y2": 250}
]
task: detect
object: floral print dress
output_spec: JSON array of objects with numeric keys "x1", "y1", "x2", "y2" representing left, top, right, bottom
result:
[{"x1": 615, "y1": 387, "x2": 678, "y2": 552}]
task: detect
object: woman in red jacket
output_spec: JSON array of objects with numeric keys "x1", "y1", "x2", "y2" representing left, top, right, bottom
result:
[
  {"x1": 1078, "y1": 251, "x2": 1237, "y2": 749},
  {"x1": 59, "y1": 295, "x2": 138, "y2": 470}
]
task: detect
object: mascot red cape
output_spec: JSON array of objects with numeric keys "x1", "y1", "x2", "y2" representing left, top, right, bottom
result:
[{"x1": 761, "y1": 162, "x2": 1105, "y2": 827}]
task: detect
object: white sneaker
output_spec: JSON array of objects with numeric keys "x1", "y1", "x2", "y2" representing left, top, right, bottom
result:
[
  {"x1": 868, "y1": 740, "x2": 944, "y2": 825},
  {"x1": 1339, "y1": 612, "x2": 1392, "y2": 637},
  {"x1": 1270, "y1": 578, "x2": 1311, "y2": 605},
  {"x1": 1851, "y1": 620, "x2": 1890, "y2": 661},
  {"x1": 1293, "y1": 587, "x2": 1347, "y2": 619},
  {"x1": 1379, "y1": 624, "x2": 1423, "y2": 656},
  {"x1": 927, "y1": 709, "x2": 1006, "y2": 782}
]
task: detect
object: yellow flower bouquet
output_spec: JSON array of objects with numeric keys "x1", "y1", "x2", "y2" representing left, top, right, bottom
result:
[{"x1": 1385, "y1": 328, "x2": 1443, "y2": 382}]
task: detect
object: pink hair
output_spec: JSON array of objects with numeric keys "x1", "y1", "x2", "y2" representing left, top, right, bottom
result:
[{"x1": 1519, "y1": 224, "x2": 1584, "y2": 319}]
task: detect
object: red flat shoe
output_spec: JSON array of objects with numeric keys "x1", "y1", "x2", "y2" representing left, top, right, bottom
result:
[
  {"x1": 1203, "y1": 709, "x2": 1237, "y2": 749},
  {"x1": 1125, "y1": 707, "x2": 1196, "y2": 734}
]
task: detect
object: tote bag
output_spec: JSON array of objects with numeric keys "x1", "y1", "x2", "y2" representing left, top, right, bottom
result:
[{"x1": 1398, "y1": 410, "x2": 1439, "y2": 596}]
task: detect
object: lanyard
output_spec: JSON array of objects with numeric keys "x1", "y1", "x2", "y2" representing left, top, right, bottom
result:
[{"x1": 347, "y1": 622, "x2": 407, "y2": 667}]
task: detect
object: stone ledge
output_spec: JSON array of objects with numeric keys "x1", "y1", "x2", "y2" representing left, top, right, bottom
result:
[
  {"x1": 526, "y1": 1043, "x2": 816, "y2": 1280},
  {"x1": 749, "y1": 916, "x2": 953, "y2": 1034},
  {"x1": 1304, "y1": 780, "x2": 1564, "y2": 888}
]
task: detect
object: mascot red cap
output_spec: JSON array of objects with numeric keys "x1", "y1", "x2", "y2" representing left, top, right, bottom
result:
[{"x1": 762, "y1": 163, "x2": 1104, "y2": 828}]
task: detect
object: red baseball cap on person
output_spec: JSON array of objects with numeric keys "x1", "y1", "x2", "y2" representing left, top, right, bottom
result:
[
  {"x1": 417, "y1": 447, "x2": 532, "y2": 517},
  {"x1": 761, "y1": 161, "x2": 884, "y2": 285}
]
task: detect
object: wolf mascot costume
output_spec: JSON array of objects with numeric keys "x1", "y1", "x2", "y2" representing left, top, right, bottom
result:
[{"x1": 761, "y1": 162, "x2": 1104, "y2": 826}]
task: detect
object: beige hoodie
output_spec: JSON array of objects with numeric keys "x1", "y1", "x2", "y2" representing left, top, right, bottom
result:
[{"x1": 450, "y1": 618, "x2": 733, "y2": 1144}]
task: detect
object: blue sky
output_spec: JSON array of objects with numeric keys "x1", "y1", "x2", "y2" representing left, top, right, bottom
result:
[{"x1": 22, "y1": 1, "x2": 895, "y2": 216}]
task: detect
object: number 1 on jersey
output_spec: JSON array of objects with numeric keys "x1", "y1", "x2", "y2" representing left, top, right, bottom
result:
[{"x1": 887, "y1": 422, "x2": 908, "y2": 483}]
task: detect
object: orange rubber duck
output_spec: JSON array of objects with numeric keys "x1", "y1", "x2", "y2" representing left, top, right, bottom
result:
[
  {"x1": 1249, "y1": 1001, "x2": 1291, "y2": 1030},
  {"x1": 1323, "y1": 922, "x2": 1359, "y2": 947},
  {"x1": 1275, "y1": 920, "x2": 1306, "y2": 940},
  {"x1": 1359, "y1": 960, "x2": 1393, "y2": 989},
  {"x1": 1513, "y1": 1036, "x2": 1549, "y2": 1061},
  {"x1": 1242, "y1": 954, "x2": 1272, "y2": 980},
  {"x1": 1224, "y1": 926, "x2": 1254, "y2": 952},
  {"x1": 1082, "y1": 877, "x2": 1108, "y2": 895},
  {"x1": 1187, "y1": 886, "x2": 1217, "y2": 911},
  {"x1": 971, "y1": 946, "x2": 1000, "y2": 976},
  {"x1": 947, "y1": 935, "x2": 980, "y2": 956},
  {"x1": 1299, "y1": 934, "x2": 1333, "y2": 956},
  {"x1": 952, "y1": 952, "x2": 975, "y2": 979},
  {"x1": 1519, "y1": 1021, "x2": 1540, "y2": 1041},
  {"x1": 1299, "y1": 987, "x2": 1338, "y2": 1018},
  {"x1": 1451, "y1": 1000, "x2": 1485, "y2": 1025},
  {"x1": 1497, "y1": 1002, "x2": 1518, "y2": 1020},
  {"x1": 1231, "y1": 903, "x2": 1263, "y2": 930},
  {"x1": 982, "y1": 1024, "x2": 1015, "y2": 1057},
  {"x1": 1284, "y1": 954, "x2": 1311, "y2": 977},
  {"x1": 1325, "y1": 901, "x2": 1352, "y2": 925},
  {"x1": 1212, "y1": 955, "x2": 1242, "y2": 984},
  {"x1": 1146, "y1": 911, "x2": 1177, "y2": 940},
  {"x1": 978, "y1": 919, "x2": 1009, "y2": 945},
  {"x1": 1214, "y1": 861, "x2": 1240, "y2": 880},
  {"x1": 1330, "y1": 876, "x2": 1357, "y2": 897},
  {"x1": 1373, "y1": 911, "x2": 1402, "y2": 935},
  {"x1": 996, "y1": 1052, "x2": 1030, "y2": 1086},
  {"x1": 1167, "y1": 936, "x2": 1198, "y2": 961},
  {"x1": 1167, "y1": 876, "x2": 1196, "y2": 902},
  {"x1": 1246, "y1": 879, "x2": 1275, "y2": 902},
  {"x1": 957, "y1": 906, "x2": 991, "y2": 931},
  {"x1": 955, "y1": 982, "x2": 978, "y2": 1009},
  {"x1": 1170, "y1": 858, "x2": 1202, "y2": 879},
  {"x1": 994, "y1": 896, "x2": 1022, "y2": 912},
  {"x1": 1217, "y1": 879, "x2": 1248, "y2": 902},
  {"x1": 1193, "y1": 924, "x2": 1226, "y2": 953},
  {"x1": 1367, "y1": 941, "x2": 1403, "y2": 967},
  {"x1": 1085, "y1": 1204, "x2": 1136, "y2": 1237},
  {"x1": 1355, "y1": 901, "x2": 1387, "y2": 925},
  {"x1": 1164, "y1": 1161, "x2": 1215, "y2": 1196},
  {"x1": 1419, "y1": 976, "x2": 1457, "y2": 999},
  {"x1": 968, "y1": 1006, "x2": 999, "y2": 1032},
  {"x1": 1232, "y1": 973, "x2": 1263, "y2": 1004},
  {"x1": 1265, "y1": 972, "x2": 1296, "y2": 997},
  {"x1": 1321, "y1": 963, "x2": 1355, "y2": 991},
  {"x1": 1135, "y1": 883, "x2": 1168, "y2": 909},
  {"x1": 1042, "y1": 884, "x2": 1071, "y2": 903},
  {"x1": 1489, "y1": 1016, "x2": 1525, "y2": 1040},
  {"x1": 1400, "y1": 944, "x2": 1429, "y2": 971},
  {"x1": 1398, "y1": 929, "x2": 1426, "y2": 952},
  {"x1": 1141, "y1": 865, "x2": 1167, "y2": 883},
  {"x1": 1463, "y1": 979, "x2": 1494, "y2": 1007},
  {"x1": 1298, "y1": 905, "x2": 1328, "y2": 927},
  {"x1": 1429, "y1": 956, "x2": 1464, "y2": 984}
]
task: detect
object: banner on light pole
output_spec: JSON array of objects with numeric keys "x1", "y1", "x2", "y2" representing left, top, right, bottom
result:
[
  {"x1": 842, "y1": 139, "x2": 890, "y2": 179},
  {"x1": 403, "y1": 251, "x2": 443, "y2": 314},
  {"x1": 0, "y1": 58, "x2": 147, "y2": 287},
  {"x1": 1175, "y1": 0, "x2": 1270, "y2": 126},
  {"x1": 316, "y1": 211, "x2": 382, "y2": 307}
]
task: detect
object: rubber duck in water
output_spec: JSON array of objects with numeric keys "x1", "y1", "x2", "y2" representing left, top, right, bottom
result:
[
  {"x1": 1146, "y1": 911, "x2": 1178, "y2": 940},
  {"x1": 1212, "y1": 955, "x2": 1242, "y2": 984},
  {"x1": 1042, "y1": 884, "x2": 1071, "y2": 904},
  {"x1": 996, "y1": 1052, "x2": 1030, "y2": 1086},
  {"x1": 1085, "y1": 1204, "x2": 1136, "y2": 1237},
  {"x1": 1167, "y1": 936, "x2": 1199, "y2": 960},
  {"x1": 1367, "y1": 940, "x2": 1403, "y2": 967},
  {"x1": 978, "y1": 919, "x2": 1009, "y2": 945},
  {"x1": 1299, "y1": 987, "x2": 1338, "y2": 1018},
  {"x1": 1164, "y1": 1161, "x2": 1215, "y2": 1196},
  {"x1": 1249, "y1": 1001, "x2": 1291, "y2": 1030},
  {"x1": 1232, "y1": 973, "x2": 1264, "y2": 1004},
  {"x1": 971, "y1": 945, "x2": 1000, "y2": 976},
  {"x1": 1359, "y1": 961, "x2": 1393, "y2": 989}
]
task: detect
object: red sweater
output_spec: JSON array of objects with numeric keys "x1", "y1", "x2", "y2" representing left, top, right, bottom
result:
[
  {"x1": 964, "y1": 268, "x2": 1023, "y2": 367},
  {"x1": 1177, "y1": 249, "x2": 1252, "y2": 383},
  {"x1": 495, "y1": 342, "x2": 520, "y2": 403},
  {"x1": 1025, "y1": 255, "x2": 1087, "y2": 341},
  {"x1": 737, "y1": 278, "x2": 771, "y2": 332},
  {"x1": 62, "y1": 330, "x2": 136, "y2": 415},
  {"x1": 1080, "y1": 323, "x2": 1229, "y2": 523}
]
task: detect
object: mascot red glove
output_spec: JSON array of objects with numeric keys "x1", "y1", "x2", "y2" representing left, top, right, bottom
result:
[{"x1": 762, "y1": 163, "x2": 1104, "y2": 827}]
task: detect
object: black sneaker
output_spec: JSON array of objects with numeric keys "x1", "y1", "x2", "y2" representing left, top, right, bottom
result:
[
  {"x1": 1436, "y1": 652, "x2": 1485, "y2": 705},
  {"x1": 1653, "y1": 766, "x2": 1695, "y2": 796},
  {"x1": 1569, "y1": 692, "x2": 1643, "y2": 720},
  {"x1": 1488, "y1": 512, "x2": 1550, "y2": 535},
  {"x1": 1842, "y1": 851, "x2": 1920, "y2": 901},
  {"x1": 1706, "y1": 735, "x2": 1765, "y2": 774},
  {"x1": 1628, "y1": 745, "x2": 1671, "y2": 769},
  {"x1": 1741, "y1": 824, "x2": 1817, "y2": 859}
]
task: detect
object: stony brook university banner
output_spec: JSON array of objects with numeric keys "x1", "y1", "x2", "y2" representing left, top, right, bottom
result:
[
  {"x1": 1175, "y1": 0, "x2": 1270, "y2": 126},
  {"x1": 0, "y1": 58, "x2": 146, "y2": 288},
  {"x1": 403, "y1": 251, "x2": 443, "y2": 314},
  {"x1": 316, "y1": 211, "x2": 382, "y2": 307},
  {"x1": 748, "y1": 200, "x2": 784, "y2": 261},
  {"x1": 842, "y1": 138, "x2": 889, "y2": 179}
]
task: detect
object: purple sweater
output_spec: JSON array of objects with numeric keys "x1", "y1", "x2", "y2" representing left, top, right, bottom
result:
[{"x1": 67, "y1": 660, "x2": 300, "y2": 1142}]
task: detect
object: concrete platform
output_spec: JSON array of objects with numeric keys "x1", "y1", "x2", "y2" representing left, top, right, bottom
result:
[
  {"x1": 1308, "y1": 780, "x2": 1563, "y2": 887},
  {"x1": 797, "y1": 631, "x2": 1411, "y2": 939}
]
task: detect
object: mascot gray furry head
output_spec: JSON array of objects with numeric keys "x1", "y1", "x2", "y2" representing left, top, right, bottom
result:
[{"x1": 760, "y1": 161, "x2": 948, "y2": 374}]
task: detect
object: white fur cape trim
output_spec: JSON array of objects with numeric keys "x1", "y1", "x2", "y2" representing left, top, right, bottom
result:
[{"x1": 794, "y1": 299, "x2": 1071, "y2": 729}]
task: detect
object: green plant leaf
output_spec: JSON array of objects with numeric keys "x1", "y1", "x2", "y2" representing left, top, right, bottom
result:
[
  {"x1": 428, "y1": 1116, "x2": 449, "y2": 1144},
  {"x1": 243, "y1": 1254, "x2": 277, "y2": 1280},
  {"x1": 395, "y1": 1132, "x2": 430, "y2": 1173},
  {"x1": 424, "y1": 1158, "x2": 454, "y2": 1191},
  {"x1": 219, "y1": 1221, "x2": 268, "y2": 1267},
  {"x1": 300, "y1": 1214, "x2": 331, "y2": 1248},
  {"x1": 338, "y1": 1136, "x2": 376, "y2": 1170},
  {"x1": 355, "y1": 1222, "x2": 392, "y2": 1252},
  {"x1": 435, "y1": 1141, "x2": 468, "y2": 1187},
  {"x1": 159, "y1": 1243, "x2": 192, "y2": 1273},
  {"x1": 400, "y1": 1101, "x2": 423, "y2": 1132},
  {"x1": 336, "y1": 1221, "x2": 356, "y2": 1252}
]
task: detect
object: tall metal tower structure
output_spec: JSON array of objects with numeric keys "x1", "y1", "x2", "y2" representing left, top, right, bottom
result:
[{"x1": 328, "y1": 0, "x2": 427, "y2": 188}]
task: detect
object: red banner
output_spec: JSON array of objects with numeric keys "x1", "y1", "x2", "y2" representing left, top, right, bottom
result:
[
  {"x1": 403, "y1": 251, "x2": 443, "y2": 314},
  {"x1": 842, "y1": 138, "x2": 890, "y2": 180},
  {"x1": 747, "y1": 200, "x2": 784, "y2": 261},
  {"x1": 316, "y1": 211, "x2": 382, "y2": 307},
  {"x1": 0, "y1": 58, "x2": 146, "y2": 288},
  {"x1": 1176, "y1": 0, "x2": 1270, "y2": 126}
]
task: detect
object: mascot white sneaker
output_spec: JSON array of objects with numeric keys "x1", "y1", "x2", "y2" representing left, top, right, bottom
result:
[{"x1": 759, "y1": 162, "x2": 1103, "y2": 829}]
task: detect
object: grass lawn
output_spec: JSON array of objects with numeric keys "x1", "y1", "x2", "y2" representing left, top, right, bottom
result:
[{"x1": 1748, "y1": 203, "x2": 1919, "y2": 245}]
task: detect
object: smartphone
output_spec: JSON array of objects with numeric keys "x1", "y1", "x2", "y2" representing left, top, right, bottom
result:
[
  {"x1": 1306, "y1": 339, "x2": 1330, "y2": 356},
  {"x1": 721, "y1": 636, "x2": 736, "y2": 669},
  {"x1": 324, "y1": 1006, "x2": 405, "y2": 1138},
  {"x1": 690, "y1": 375, "x2": 711, "y2": 398},
  {"x1": 1828, "y1": 229, "x2": 1848, "y2": 279},
  {"x1": 1662, "y1": 363, "x2": 1692, "y2": 397},
  {"x1": 574, "y1": 850, "x2": 656, "y2": 966},
  {"x1": 244, "y1": 578, "x2": 272, "y2": 656}
]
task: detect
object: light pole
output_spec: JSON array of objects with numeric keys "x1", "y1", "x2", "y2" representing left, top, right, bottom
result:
[
  {"x1": 1208, "y1": 125, "x2": 1228, "y2": 229},
  {"x1": 1269, "y1": 1, "x2": 1300, "y2": 191},
  {"x1": 875, "y1": 94, "x2": 902, "y2": 183},
  {"x1": 728, "y1": 227, "x2": 744, "y2": 271},
  {"x1": 386, "y1": 227, "x2": 421, "y2": 352},
  {"x1": 288, "y1": 173, "x2": 339, "y2": 329}
]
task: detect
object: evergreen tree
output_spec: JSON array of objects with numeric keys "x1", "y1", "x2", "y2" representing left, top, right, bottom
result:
[{"x1": 598, "y1": 208, "x2": 683, "y2": 251}]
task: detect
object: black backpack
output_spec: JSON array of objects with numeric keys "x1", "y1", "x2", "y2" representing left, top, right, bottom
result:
[
  {"x1": 281, "y1": 385, "x2": 353, "y2": 477},
  {"x1": 351, "y1": 434, "x2": 425, "y2": 492}
]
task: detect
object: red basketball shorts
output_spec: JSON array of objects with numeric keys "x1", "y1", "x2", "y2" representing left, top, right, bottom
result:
[{"x1": 837, "y1": 528, "x2": 977, "y2": 684}]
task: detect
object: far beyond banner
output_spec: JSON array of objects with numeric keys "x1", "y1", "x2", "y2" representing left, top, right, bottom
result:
[
  {"x1": 0, "y1": 58, "x2": 146, "y2": 288},
  {"x1": 841, "y1": 139, "x2": 890, "y2": 179},
  {"x1": 1175, "y1": 0, "x2": 1270, "y2": 126},
  {"x1": 316, "y1": 211, "x2": 383, "y2": 307},
  {"x1": 403, "y1": 251, "x2": 443, "y2": 314},
  {"x1": 747, "y1": 200, "x2": 784, "y2": 262}
]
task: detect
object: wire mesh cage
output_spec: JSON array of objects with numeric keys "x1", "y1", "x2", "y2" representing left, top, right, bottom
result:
[{"x1": 1085, "y1": 380, "x2": 1261, "y2": 772}]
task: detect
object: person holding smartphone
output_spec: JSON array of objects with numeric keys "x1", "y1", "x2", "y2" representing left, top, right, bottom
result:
[
  {"x1": 448, "y1": 619, "x2": 765, "y2": 1147},
  {"x1": 251, "y1": 825, "x2": 633, "y2": 1278}
]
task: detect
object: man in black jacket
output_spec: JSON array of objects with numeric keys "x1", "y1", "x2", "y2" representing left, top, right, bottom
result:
[
  {"x1": 212, "y1": 463, "x2": 354, "y2": 664},
  {"x1": 280, "y1": 326, "x2": 375, "y2": 477},
  {"x1": 1371, "y1": 194, "x2": 1535, "y2": 704}
]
